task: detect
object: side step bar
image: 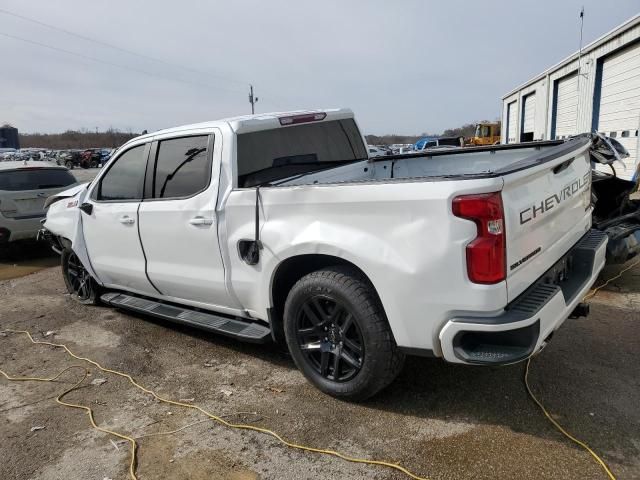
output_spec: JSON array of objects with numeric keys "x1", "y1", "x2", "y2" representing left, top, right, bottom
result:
[{"x1": 100, "y1": 292, "x2": 271, "y2": 344}]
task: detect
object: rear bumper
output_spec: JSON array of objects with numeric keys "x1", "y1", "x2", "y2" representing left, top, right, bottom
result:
[
  {"x1": 439, "y1": 229, "x2": 607, "y2": 365},
  {"x1": 0, "y1": 215, "x2": 46, "y2": 243}
]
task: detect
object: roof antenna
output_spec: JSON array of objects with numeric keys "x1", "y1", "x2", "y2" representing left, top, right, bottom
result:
[
  {"x1": 249, "y1": 84, "x2": 259, "y2": 115},
  {"x1": 577, "y1": 7, "x2": 587, "y2": 83}
]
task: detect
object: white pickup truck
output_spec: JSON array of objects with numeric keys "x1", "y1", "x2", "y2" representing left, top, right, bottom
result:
[{"x1": 40, "y1": 108, "x2": 628, "y2": 400}]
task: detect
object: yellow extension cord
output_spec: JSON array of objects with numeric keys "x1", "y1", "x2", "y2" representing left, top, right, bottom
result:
[
  {"x1": 0, "y1": 330, "x2": 429, "y2": 480},
  {"x1": 1, "y1": 259, "x2": 638, "y2": 479}
]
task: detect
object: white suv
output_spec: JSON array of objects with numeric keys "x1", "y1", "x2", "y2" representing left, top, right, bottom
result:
[{"x1": 0, "y1": 162, "x2": 77, "y2": 244}]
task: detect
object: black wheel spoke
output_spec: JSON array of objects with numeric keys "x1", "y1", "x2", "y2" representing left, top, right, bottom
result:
[
  {"x1": 319, "y1": 351, "x2": 330, "y2": 376},
  {"x1": 341, "y1": 313, "x2": 353, "y2": 332},
  {"x1": 343, "y1": 337, "x2": 362, "y2": 355},
  {"x1": 340, "y1": 349, "x2": 361, "y2": 369},
  {"x1": 303, "y1": 302, "x2": 324, "y2": 327},
  {"x1": 295, "y1": 294, "x2": 365, "y2": 383},
  {"x1": 298, "y1": 326, "x2": 319, "y2": 338},
  {"x1": 332, "y1": 352, "x2": 341, "y2": 379}
]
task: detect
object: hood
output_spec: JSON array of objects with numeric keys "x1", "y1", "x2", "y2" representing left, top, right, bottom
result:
[{"x1": 44, "y1": 182, "x2": 90, "y2": 209}]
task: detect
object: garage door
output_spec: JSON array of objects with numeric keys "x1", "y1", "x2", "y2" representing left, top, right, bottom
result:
[
  {"x1": 597, "y1": 42, "x2": 640, "y2": 180},
  {"x1": 506, "y1": 101, "x2": 517, "y2": 144},
  {"x1": 553, "y1": 73, "x2": 579, "y2": 140},
  {"x1": 521, "y1": 93, "x2": 536, "y2": 141}
]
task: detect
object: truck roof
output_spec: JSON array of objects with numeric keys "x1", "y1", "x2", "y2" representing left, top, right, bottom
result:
[{"x1": 134, "y1": 108, "x2": 355, "y2": 141}]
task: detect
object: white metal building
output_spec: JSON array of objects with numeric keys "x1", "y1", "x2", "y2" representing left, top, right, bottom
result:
[{"x1": 501, "y1": 14, "x2": 640, "y2": 179}]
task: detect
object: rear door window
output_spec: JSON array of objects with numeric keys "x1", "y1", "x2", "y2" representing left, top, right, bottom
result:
[
  {"x1": 151, "y1": 135, "x2": 210, "y2": 199},
  {"x1": 236, "y1": 119, "x2": 367, "y2": 187},
  {"x1": 0, "y1": 168, "x2": 76, "y2": 191},
  {"x1": 94, "y1": 144, "x2": 147, "y2": 201}
]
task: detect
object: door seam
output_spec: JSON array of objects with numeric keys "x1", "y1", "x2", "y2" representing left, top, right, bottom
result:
[{"x1": 136, "y1": 202, "x2": 163, "y2": 295}]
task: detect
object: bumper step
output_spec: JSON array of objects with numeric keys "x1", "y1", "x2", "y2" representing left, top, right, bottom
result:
[{"x1": 100, "y1": 292, "x2": 271, "y2": 344}]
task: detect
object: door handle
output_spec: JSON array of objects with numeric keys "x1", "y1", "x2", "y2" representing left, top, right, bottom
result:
[
  {"x1": 119, "y1": 215, "x2": 135, "y2": 225},
  {"x1": 189, "y1": 216, "x2": 214, "y2": 226}
]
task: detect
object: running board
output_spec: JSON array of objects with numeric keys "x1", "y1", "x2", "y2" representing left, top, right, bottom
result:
[{"x1": 100, "y1": 292, "x2": 271, "y2": 344}]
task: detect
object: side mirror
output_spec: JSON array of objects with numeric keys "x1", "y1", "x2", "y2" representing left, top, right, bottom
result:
[{"x1": 79, "y1": 202, "x2": 93, "y2": 215}]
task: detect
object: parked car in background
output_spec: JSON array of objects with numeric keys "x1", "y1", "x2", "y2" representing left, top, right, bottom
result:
[
  {"x1": 0, "y1": 161, "x2": 77, "y2": 243},
  {"x1": 41, "y1": 109, "x2": 629, "y2": 401},
  {"x1": 414, "y1": 136, "x2": 464, "y2": 150},
  {"x1": 0, "y1": 148, "x2": 17, "y2": 159},
  {"x1": 99, "y1": 148, "x2": 114, "y2": 165},
  {"x1": 367, "y1": 145, "x2": 389, "y2": 158},
  {"x1": 56, "y1": 150, "x2": 85, "y2": 169},
  {"x1": 81, "y1": 149, "x2": 103, "y2": 168}
]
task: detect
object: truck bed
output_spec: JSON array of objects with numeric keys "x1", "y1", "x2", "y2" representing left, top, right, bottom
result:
[{"x1": 277, "y1": 138, "x2": 585, "y2": 186}]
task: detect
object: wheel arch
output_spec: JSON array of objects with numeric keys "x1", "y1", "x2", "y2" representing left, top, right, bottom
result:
[{"x1": 268, "y1": 254, "x2": 386, "y2": 345}]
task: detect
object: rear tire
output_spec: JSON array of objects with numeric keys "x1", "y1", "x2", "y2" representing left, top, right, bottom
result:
[
  {"x1": 64, "y1": 160, "x2": 74, "y2": 170},
  {"x1": 61, "y1": 249, "x2": 100, "y2": 305},
  {"x1": 284, "y1": 266, "x2": 404, "y2": 401}
]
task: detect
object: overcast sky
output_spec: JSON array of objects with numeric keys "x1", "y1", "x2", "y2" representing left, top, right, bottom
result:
[{"x1": 1, "y1": 1, "x2": 638, "y2": 135}]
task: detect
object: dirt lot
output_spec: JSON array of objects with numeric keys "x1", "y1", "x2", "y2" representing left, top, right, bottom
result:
[{"x1": 0, "y1": 254, "x2": 639, "y2": 479}]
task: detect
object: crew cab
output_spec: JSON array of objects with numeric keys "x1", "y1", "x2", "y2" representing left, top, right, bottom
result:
[{"x1": 40, "y1": 108, "x2": 626, "y2": 400}]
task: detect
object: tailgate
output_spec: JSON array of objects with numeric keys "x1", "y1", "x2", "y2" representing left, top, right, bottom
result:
[
  {"x1": 1, "y1": 189, "x2": 51, "y2": 218},
  {"x1": 501, "y1": 138, "x2": 593, "y2": 301}
]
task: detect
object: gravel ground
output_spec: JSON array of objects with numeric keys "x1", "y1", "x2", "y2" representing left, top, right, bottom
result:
[{"x1": 0, "y1": 258, "x2": 638, "y2": 480}]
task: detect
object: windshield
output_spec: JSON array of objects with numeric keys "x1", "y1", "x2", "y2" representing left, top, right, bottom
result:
[
  {"x1": 0, "y1": 168, "x2": 76, "y2": 191},
  {"x1": 236, "y1": 119, "x2": 367, "y2": 187},
  {"x1": 476, "y1": 125, "x2": 491, "y2": 138}
]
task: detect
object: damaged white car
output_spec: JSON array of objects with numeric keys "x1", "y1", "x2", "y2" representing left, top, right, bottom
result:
[{"x1": 40, "y1": 108, "x2": 634, "y2": 400}]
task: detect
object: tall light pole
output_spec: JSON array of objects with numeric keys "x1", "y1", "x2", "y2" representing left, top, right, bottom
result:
[{"x1": 249, "y1": 84, "x2": 259, "y2": 114}]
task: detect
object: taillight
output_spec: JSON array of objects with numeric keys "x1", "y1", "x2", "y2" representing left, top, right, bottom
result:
[
  {"x1": 452, "y1": 192, "x2": 505, "y2": 284},
  {"x1": 279, "y1": 112, "x2": 327, "y2": 126}
]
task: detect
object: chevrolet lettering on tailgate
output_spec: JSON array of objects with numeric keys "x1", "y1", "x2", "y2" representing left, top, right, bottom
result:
[{"x1": 519, "y1": 172, "x2": 591, "y2": 225}]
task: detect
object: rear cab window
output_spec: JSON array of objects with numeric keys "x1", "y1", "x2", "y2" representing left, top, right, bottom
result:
[
  {"x1": 236, "y1": 118, "x2": 367, "y2": 187},
  {"x1": 0, "y1": 168, "x2": 76, "y2": 191}
]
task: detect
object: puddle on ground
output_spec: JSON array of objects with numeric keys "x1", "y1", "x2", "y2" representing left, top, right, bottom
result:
[
  {"x1": 0, "y1": 257, "x2": 59, "y2": 281},
  {"x1": 0, "y1": 241, "x2": 58, "y2": 280}
]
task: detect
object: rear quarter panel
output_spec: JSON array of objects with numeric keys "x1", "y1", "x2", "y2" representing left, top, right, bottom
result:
[{"x1": 222, "y1": 178, "x2": 508, "y2": 354}]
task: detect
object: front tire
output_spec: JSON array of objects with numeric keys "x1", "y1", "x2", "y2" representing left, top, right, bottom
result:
[
  {"x1": 284, "y1": 266, "x2": 404, "y2": 401},
  {"x1": 61, "y1": 249, "x2": 100, "y2": 305},
  {"x1": 64, "y1": 160, "x2": 74, "y2": 170}
]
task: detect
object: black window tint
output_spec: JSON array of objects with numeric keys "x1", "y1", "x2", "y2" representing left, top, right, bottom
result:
[
  {"x1": 237, "y1": 119, "x2": 367, "y2": 187},
  {"x1": 98, "y1": 145, "x2": 147, "y2": 200},
  {"x1": 153, "y1": 136, "x2": 210, "y2": 198},
  {"x1": 0, "y1": 168, "x2": 76, "y2": 191}
]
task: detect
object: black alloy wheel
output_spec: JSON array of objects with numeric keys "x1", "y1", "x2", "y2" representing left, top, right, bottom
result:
[
  {"x1": 295, "y1": 295, "x2": 364, "y2": 382},
  {"x1": 61, "y1": 249, "x2": 100, "y2": 305},
  {"x1": 283, "y1": 266, "x2": 404, "y2": 400}
]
